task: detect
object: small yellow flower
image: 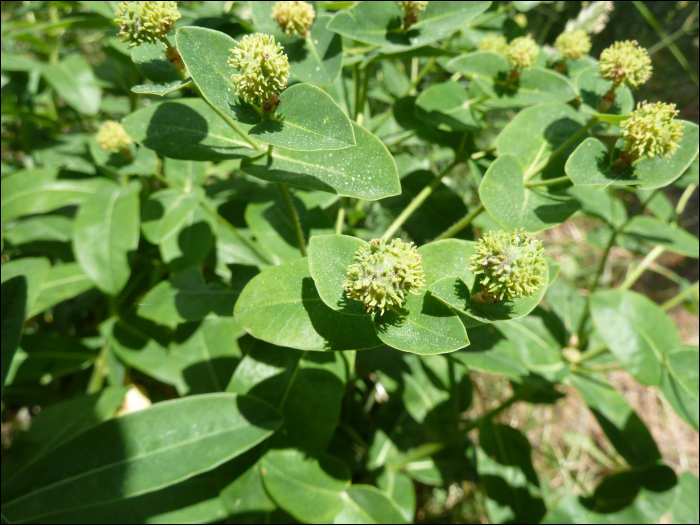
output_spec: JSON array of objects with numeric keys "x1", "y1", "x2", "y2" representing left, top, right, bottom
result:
[
  {"x1": 555, "y1": 29, "x2": 592, "y2": 60},
  {"x1": 505, "y1": 36, "x2": 540, "y2": 69},
  {"x1": 115, "y1": 1, "x2": 180, "y2": 47},
  {"x1": 478, "y1": 33, "x2": 508, "y2": 55},
  {"x1": 599, "y1": 40, "x2": 652, "y2": 88},
  {"x1": 96, "y1": 121, "x2": 132, "y2": 153},
  {"x1": 270, "y1": 1, "x2": 316, "y2": 37},
  {"x1": 621, "y1": 101, "x2": 684, "y2": 159}
]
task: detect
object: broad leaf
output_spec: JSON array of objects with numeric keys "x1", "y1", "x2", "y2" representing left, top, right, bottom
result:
[
  {"x1": 1, "y1": 257, "x2": 50, "y2": 319},
  {"x1": 137, "y1": 268, "x2": 238, "y2": 324},
  {"x1": 566, "y1": 122, "x2": 699, "y2": 189},
  {"x1": 451, "y1": 324, "x2": 529, "y2": 379},
  {"x1": 415, "y1": 81, "x2": 485, "y2": 132},
  {"x1": 374, "y1": 289, "x2": 469, "y2": 355},
  {"x1": 418, "y1": 239, "x2": 477, "y2": 287},
  {"x1": 327, "y1": 2, "x2": 492, "y2": 50},
  {"x1": 42, "y1": 56, "x2": 101, "y2": 115},
  {"x1": 0, "y1": 394, "x2": 282, "y2": 524},
  {"x1": 163, "y1": 158, "x2": 208, "y2": 190},
  {"x1": 240, "y1": 122, "x2": 400, "y2": 199},
  {"x1": 673, "y1": 472, "x2": 699, "y2": 525},
  {"x1": 234, "y1": 258, "x2": 383, "y2": 351},
  {"x1": 660, "y1": 345, "x2": 699, "y2": 431},
  {"x1": 130, "y1": 78, "x2": 193, "y2": 96},
  {"x1": 575, "y1": 66, "x2": 634, "y2": 116},
  {"x1": 141, "y1": 188, "x2": 205, "y2": 244},
  {"x1": 29, "y1": 263, "x2": 93, "y2": 317},
  {"x1": 334, "y1": 485, "x2": 408, "y2": 524},
  {"x1": 122, "y1": 99, "x2": 256, "y2": 161},
  {"x1": 73, "y1": 180, "x2": 141, "y2": 296},
  {"x1": 590, "y1": 290, "x2": 682, "y2": 386},
  {"x1": 287, "y1": 14, "x2": 343, "y2": 86},
  {"x1": 546, "y1": 279, "x2": 587, "y2": 336},
  {"x1": 621, "y1": 216, "x2": 699, "y2": 258},
  {"x1": 131, "y1": 40, "x2": 181, "y2": 82}
]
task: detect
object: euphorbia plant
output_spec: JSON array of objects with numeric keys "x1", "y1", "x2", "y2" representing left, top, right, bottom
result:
[{"x1": 1, "y1": 1, "x2": 698, "y2": 524}]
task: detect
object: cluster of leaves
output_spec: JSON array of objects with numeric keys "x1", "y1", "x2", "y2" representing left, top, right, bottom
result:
[{"x1": 1, "y1": 1, "x2": 699, "y2": 524}]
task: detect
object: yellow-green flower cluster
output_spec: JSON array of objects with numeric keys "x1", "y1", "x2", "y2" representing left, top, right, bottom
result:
[
  {"x1": 469, "y1": 229, "x2": 546, "y2": 302},
  {"x1": 599, "y1": 40, "x2": 652, "y2": 88},
  {"x1": 96, "y1": 121, "x2": 132, "y2": 153},
  {"x1": 478, "y1": 33, "x2": 508, "y2": 55},
  {"x1": 343, "y1": 238, "x2": 426, "y2": 315},
  {"x1": 621, "y1": 102, "x2": 684, "y2": 159},
  {"x1": 228, "y1": 33, "x2": 290, "y2": 108},
  {"x1": 505, "y1": 36, "x2": 540, "y2": 69},
  {"x1": 115, "y1": 1, "x2": 180, "y2": 47},
  {"x1": 271, "y1": 1, "x2": 315, "y2": 37},
  {"x1": 555, "y1": 29, "x2": 592, "y2": 60},
  {"x1": 398, "y1": 1, "x2": 428, "y2": 30}
]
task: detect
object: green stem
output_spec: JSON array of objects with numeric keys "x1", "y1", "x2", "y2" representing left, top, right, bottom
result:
[
  {"x1": 525, "y1": 175, "x2": 571, "y2": 188},
  {"x1": 434, "y1": 203, "x2": 485, "y2": 241},
  {"x1": 381, "y1": 159, "x2": 460, "y2": 241},
  {"x1": 618, "y1": 245, "x2": 665, "y2": 291},
  {"x1": 87, "y1": 342, "x2": 111, "y2": 394},
  {"x1": 203, "y1": 96, "x2": 262, "y2": 150},
  {"x1": 469, "y1": 2, "x2": 514, "y2": 29},
  {"x1": 523, "y1": 118, "x2": 598, "y2": 181},
  {"x1": 589, "y1": 230, "x2": 616, "y2": 294},
  {"x1": 356, "y1": 64, "x2": 372, "y2": 124},
  {"x1": 675, "y1": 183, "x2": 697, "y2": 217},
  {"x1": 661, "y1": 280, "x2": 699, "y2": 312},
  {"x1": 335, "y1": 196, "x2": 347, "y2": 235},
  {"x1": 277, "y1": 182, "x2": 307, "y2": 256},
  {"x1": 371, "y1": 107, "x2": 393, "y2": 132},
  {"x1": 401, "y1": 33, "x2": 459, "y2": 97},
  {"x1": 576, "y1": 343, "x2": 609, "y2": 364}
]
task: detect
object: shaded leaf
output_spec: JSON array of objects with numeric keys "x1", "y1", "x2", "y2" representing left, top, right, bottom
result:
[
  {"x1": 29, "y1": 263, "x2": 94, "y2": 317},
  {"x1": 42, "y1": 56, "x2": 101, "y2": 116},
  {"x1": 1, "y1": 277, "x2": 26, "y2": 397},
  {"x1": 287, "y1": 14, "x2": 343, "y2": 86}
]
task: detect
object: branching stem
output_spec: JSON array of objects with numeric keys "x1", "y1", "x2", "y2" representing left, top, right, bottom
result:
[{"x1": 434, "y1": 203, "x2": 485, "y2": 241}]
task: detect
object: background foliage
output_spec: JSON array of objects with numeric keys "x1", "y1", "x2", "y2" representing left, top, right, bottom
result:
[{"x1": 1, "y1": 1, "x2": 698, "y2": 524}]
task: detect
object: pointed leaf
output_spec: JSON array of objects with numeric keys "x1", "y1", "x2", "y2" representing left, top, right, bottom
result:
[
  {"x1": 621, "y1": 216, "x2": 699, "y2": 258},
  {"x1": 41, "y1": 56, "x2": 101, "y2": 116},
  {"x1": 141, "y1": 188, "x2": 205, "y2": 244},
  {"x1": 1, "y1": 257, "x2": 50, "y2": 319},
  {"x1": 334, "y1": 485, "x2": 408, "y2": 524},
  {"x1": 29, "y1": 263, "x2": 93, "y2": 317},
  {"x1": 130, "y1": 78, "x2": 193, "y2": 96}
]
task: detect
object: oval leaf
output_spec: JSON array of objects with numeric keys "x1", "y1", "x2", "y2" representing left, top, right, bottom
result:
[
  {"x1": 575, "y1": 66, "x2": 634, "y2": 116},
  {"x1": 141, "y1": 188, "x2": 205, "y2": 244},
  {"x1": 334, "y1": 485, "x2": 408, "y2": 524},
  {"x1": 287, "y1": 14, "x2": 343, "y2": 86},
  {"x1": 621, "y1": 216, "x2": 699, "y2": 258}
]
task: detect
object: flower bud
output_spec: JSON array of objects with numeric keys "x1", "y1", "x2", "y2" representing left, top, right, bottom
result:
[
  {"x1": 96, "y1": 121, "x2": 132, "y2": 153},
  {"x1": 599, "y1": 40, "x2": 652, "y2": 88},
  {"x1": 620, "y1": 101, "x2": 683, "y2": 160},
  {"x1": 505, "y1": 36, "x2": 540, "y2": 69},
  {"x1": 228, "y1": 33, "x2": 290, "y2": 109},
  {"x1": 468, "y1": 229, "x2": 546, "y2": 302},
  {"x1": 342, "y1": 238, "x2": 426, "y2": 315},
  {"x1": 398, "y1": 1, "x2": 428, "y2": 30},
  {"x1": 478, "y1": 33, "x2": 508, "y2": 55},
  {"x1": 271, "y1": 1, "x2": 316, "y2": 37},
  {"x1": 555, "y1": 29, "x2": 592, "y2": 60},
  {"x1": 115, "y1": 1, "x2": 181, "y2": 48}
]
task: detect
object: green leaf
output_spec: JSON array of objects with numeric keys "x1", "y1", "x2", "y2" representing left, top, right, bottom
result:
[
  {"x1": 478, "y1": 420, "x2": 546, "y2": 524},
  {"x1": 2, "y1": 215, "x2": 73, "y2": 245},
  {"x1": 0, "y1": 394, "x2": 282, "y2": 524},
  {"x1": 240, "y1": 122, "x2": 400, "y2": 199},
  {"x1": 590, "y1": 290, "x2": 682, "y2": 386},
  {"x1": 235, "y1": 258, "x2": 383, "y2": 351},
  {"x1": 73, "y1": 180, "x2": 141, "y2": 296},
  {"x1": 541, "y1": 464, "x2": 678, "y2": 524},
  {"x1": 451, "y1": 324, "x2": 528, "y2": 379},
  {"x1": 444, "y1": 51, "x2": 577, "y2": 108},
  {"x1": 261, "y1": 449, "x2": 351, "y2": 523},
  {"x1": 29, "y1": 263, "x2": 93, "y2": 317},
  {"x1": 41, "y1": 56, "x2": 101, "y2": 115},
  {"x1": 660, "y1": 345, "x2": 699, "y2": 431},
  {"x1": 546, "y1": 279, "x2": 587, "y2": 336},
  {"x1": 334, "y1": 485, "x2": 408, "y2": 524},
  {"x1": 308, "y1": 234, "x2": 369, "y2": 316},
  {"x1": 176, "y1": 26, "x2": 260, "y2": 127},
  {"x1": 673, "y1": 472, "x2": 699, "y2": 525},
  {"x1": 249, "y1": 1, "x2": 296, "y2": 43},
  {"x1": 382, "y1": 171, "x2": 475, "y2": 244},
  {"x1": 415, "y1": 81, "x2": 485, "y2": 132},
  {"x1": 131, "y1": 39, "x2": 181, "y2": 82},
  {"x1": 163, "y1": 158, "x2": 208, "y2": 190},
  {"x1": 373, "y1": 469, "x2": 415, "y2": 523},
  {"x1": 228, "y1": 340, "x2": 346, "y2": 452},
  {"x1": 245, "y1": 189, "x2": 333, "y2": 265},
  {"x1": 374, "y1": 289, "x2": 469, "y2": 355},
  {"x1": 117, "y1": 146, "x2": 158, "y2": 176},
  {"x1": 480, "y1": 155, "x2": 580, "y2": 232},
  {"x1": 566, "y1": 122, "x2": 699, "y2": 189},
  {"x1": 141, "y1": 188, "x2": 205, "y2": 244},
  {"x1": 171, "y1": 317, "x2": 244, "y2": 396},
  {"x1": 250, "y1": 84, "x2": 356, "y2": 151},
  {"x1": 417, "y1": 239, "x2": 477, "y2": 287},
  {"x1": 570, "y1": 373, "x2": 661, "y2": 468},
  {"x1": 130, "y1": 78, "x2": 193, "y2": 96},
  {"x1": 575, "y1": 66, "x2": 634, "y2": 116},
  {"x1": 568, "y1": 185, "x2": 627, "y2": 227},
  {"x1": 137, "y1": 268, "x2": 238, "y2": 324},
  {"x1": 219, "y1": 447, "x2": 276, "y2": 520},
  {"x1": 1, "y1": 257, "x2": 50, "y2": 319},
  {"x1": 161, "y1": 201, "x2": 218, "y2": 273},
  {"x1": 327, "y1": 2, "x2": 491, "y2": 50},
  {"x1": 0, "y1": 387, "x2": 128, "y2": 481},
  {"x1": 666, "y1": 347, "x2": 699, "y2": 401},
  {"x1": 286, "y1": 14, "x2": 343, "y2": 86},
  {"x1": 122, "y1": 98, "x2": 256, "y2": 161},
  {"x1": 1, "y1": 169, "x2": 112, "y2": 224},
  {"x1": 1, "y1": 277, "x2": 26, "y2": 397},
  {"x1": 621, "y1": 216, "x2": 699, "y2": 258},
  {"x1": 402, "y1": 443, "x2": 477, "y2": 486}
]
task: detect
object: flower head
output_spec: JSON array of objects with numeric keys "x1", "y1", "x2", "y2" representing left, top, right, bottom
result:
[
  {"x1": 342, "y1": 238, "x2": 426, "y2": 315},
  {"x1": 599, "y1": 40, "x2": 652, "y2": 88},
  {"x1": 555, "y1": 29, "x2": 592, "y2": 60},
  {"x1": 505, "y1": 36, "x2": 540, "y2": 69},
  {"x1": 115, "y1": 1, "x2": 180, "y2": 47},
  {"x1": 228, "y1": 33, "x2": 290, "y2": 108},
  {"x1": 478, "y1": 33, "x2": 508, "y2": 55},
  {"x1": 469, "y1": 229, "x2": 546, "y2": 302},
  {"x1": 96, "y1": 121, "x2": 132, "y2": 153},
  {"x1": 271, "y1": 1, "x2": 315, "y2": 37},
  {"x1": 621, "y1": 101, "x2": 683, "y2": 159},
  {"x1": 398, "y1": 1, "x2": 428, "y2": 30}
]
